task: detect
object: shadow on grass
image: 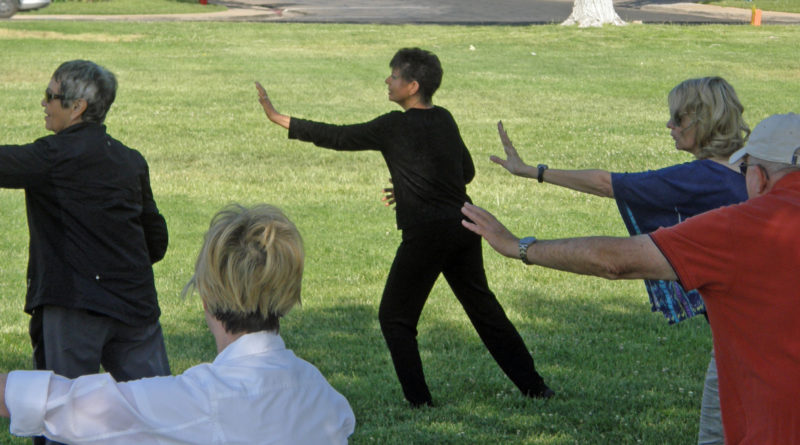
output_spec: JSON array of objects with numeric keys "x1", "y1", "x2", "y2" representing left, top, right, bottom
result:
[{"x1": 277, "y1": 287, "x2": 711, "y2": 444}]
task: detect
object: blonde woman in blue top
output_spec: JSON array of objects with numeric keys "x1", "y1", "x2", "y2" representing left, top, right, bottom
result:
[{"x1": 493, "y1": 77, "x2": 749, "y2": 445}]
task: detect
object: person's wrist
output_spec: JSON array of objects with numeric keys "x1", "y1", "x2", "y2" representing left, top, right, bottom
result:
[
  {"x1": 537, "y1": 164, "x2": 548, "y2": 183},
  {"x1": 521, "y1": 165, "x2": 538, "y2": 179},
  {"x1": 518, "y1": 236, "x2": 537, "y2": 265}
]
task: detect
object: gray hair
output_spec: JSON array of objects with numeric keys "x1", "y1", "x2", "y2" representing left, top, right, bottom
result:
[
  {"x1": 750, "y1": 157, "x2": 800, "y2": 177},
  {"x1": 668, "y1": 77, "x2": 750, "y2": 160},
  {"x1": 52, "y1": 60, "x2": 117, "y2": 124}
]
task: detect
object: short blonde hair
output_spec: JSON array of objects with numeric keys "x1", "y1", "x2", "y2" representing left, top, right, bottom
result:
[
  {"x1": 185, "y1": 204, "x2": 303, "y2": 333},
  {"x1": 668, "y1": 77, "x2": 750, "y2": 160}
]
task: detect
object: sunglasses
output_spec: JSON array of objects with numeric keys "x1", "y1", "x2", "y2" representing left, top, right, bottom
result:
[{"x1": 45, "y1": 90, "x2": 66, "y2": 103}]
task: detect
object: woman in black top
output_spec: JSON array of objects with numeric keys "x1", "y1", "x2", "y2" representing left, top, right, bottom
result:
[{"x1": 255, "y1": 47, "x2": 552, "y2": 407}]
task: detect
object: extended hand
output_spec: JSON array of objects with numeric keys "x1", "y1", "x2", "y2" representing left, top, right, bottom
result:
[
  {"x1": 255, "y1": 81, "x2": 290, "y2": 129},
  {"x1": 491, "y1": 121, "x2": 533, "y2": 177},
  {"x1": 461, "y1": 202, "x2": 518, "y2": 259}
]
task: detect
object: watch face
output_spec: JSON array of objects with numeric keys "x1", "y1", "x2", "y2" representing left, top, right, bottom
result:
[{"x1": 519, "y1": 237, "x2": 536, "y2": 264}]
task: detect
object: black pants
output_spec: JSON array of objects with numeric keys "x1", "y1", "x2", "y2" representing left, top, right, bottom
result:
[
  {"x1": 378, "y1": 220, "x2": 547, "y2": 405},
  {"x1": 30, "y1": 305, "x2": 171, "y2": 445}
]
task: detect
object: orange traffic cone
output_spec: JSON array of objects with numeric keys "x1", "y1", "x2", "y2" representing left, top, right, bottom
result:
[{"x1": 751, "y1": 6, "x2": 762, "y2": 26}]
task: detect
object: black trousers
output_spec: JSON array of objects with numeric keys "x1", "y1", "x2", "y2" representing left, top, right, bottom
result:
[
  {"x1": 30, "y1": 305, "x2": 171, "y2": 445},
  {"x1": 378, "y1": 219, "x2": 547, "y2": 405}
]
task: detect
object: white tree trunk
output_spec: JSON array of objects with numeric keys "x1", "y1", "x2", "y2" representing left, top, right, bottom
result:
[{"x1": 561, "y1": 0, "x2": 626, "y2": 27}]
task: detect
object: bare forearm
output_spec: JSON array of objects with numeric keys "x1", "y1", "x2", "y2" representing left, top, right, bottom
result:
[
  {"x1": 460, "y1": 203, "x2": 675, "y2": 281},
  {"x1": 268, "y1": 112, "x2": 291, "y2": 130},
  {"x1": 524, "y1": 236, "x2": 676, "y2": 281},
  {"x1": 541, "y1": 168, "x2": 614, "y2": 198},
  {"x1": 0, "y1": 373, "x2": 8, "y2": 418}
]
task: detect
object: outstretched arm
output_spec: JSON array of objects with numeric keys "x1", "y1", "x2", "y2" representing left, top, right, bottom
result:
[
  {"x1": 493, "y1": 121, "x2": 615, "y2": 198},
  {"x1": 460, "y1": 202, "x2": 676, "y2": 281},
  {"x1": 255, "y1": 82, "x2": 291, "y2": 129},
  {"x1": 0, "y1": 373, "x2": 8, "y2": 418}
]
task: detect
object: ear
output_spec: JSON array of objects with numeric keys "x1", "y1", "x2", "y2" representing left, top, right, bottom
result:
[
  {"x1": 70, "y1": 98, "x2": 88, "y2": 120},
  {"x1": 755, "y1": 165, "x2": 772, "y2": 195},
  {"x1": 407, "y1": 80, "x2": 420, "y2": 97}
]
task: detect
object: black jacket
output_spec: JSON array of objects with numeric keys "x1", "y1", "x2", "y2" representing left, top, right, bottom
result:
[{"x1": 0, "y1": 123, "x2": 167, "y2": 325}]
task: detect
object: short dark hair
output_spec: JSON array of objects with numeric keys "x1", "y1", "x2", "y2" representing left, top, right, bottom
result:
[
  {"x1": 389, "y1": 48, "x2": 443, "y2": 104},
  {"x1": 52, "y1": 60, "x2": 117, "y2": 124},
  {"x1": 214, "y1": 309, "x2": 281, "y2": 335}
]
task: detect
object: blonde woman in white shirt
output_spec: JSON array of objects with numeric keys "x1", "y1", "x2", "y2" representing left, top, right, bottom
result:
[{"x1": 1, "y1": 204, "x2": 356, "y2": 445}]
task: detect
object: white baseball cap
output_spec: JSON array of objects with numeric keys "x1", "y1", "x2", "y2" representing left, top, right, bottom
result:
[{"x1": 729, "y1": 113, "x2": 800, "y2": 165}]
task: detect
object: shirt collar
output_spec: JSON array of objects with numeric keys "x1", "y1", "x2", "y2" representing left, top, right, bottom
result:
[
  {"x1": 213, "y1": 331, "x2": 286, "y2": 364},
  {"x1": 57, "y1": 122, "x2": 103, "y2": 135}
]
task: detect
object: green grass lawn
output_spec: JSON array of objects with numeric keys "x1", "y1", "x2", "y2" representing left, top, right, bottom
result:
[{"x1": 1, "y1": 19, "x2": 799, "y2": 445}]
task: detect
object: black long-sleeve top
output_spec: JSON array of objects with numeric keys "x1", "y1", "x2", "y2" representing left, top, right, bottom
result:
[
  {"x1": 289, "y1": 106, "x2": 475, "y2": 230},
  {"x1": 0, "y1": 123, "x2": 168, "y2": 325}
]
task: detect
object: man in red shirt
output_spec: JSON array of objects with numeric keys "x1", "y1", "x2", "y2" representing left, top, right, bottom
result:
[{"x1": 461, "y1": 113, "x2": 800, "y2": 444}]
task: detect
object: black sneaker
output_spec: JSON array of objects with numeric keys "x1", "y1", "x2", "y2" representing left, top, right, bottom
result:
[{"x1": 529, "y1": 386, "x2": 555, "y2": 399}]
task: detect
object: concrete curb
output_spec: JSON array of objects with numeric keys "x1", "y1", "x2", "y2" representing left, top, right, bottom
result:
[
  {"x1": 10, "y1": 6, "x2": 283, "y2": 22},
  {"x1": 639, "y1": 2, "x2": 800, "y2": 24}
]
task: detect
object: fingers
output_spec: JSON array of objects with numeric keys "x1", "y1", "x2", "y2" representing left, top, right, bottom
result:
[
  {"x1": 462, "y1": 202, "x2": 489, "y2": 223},
  {"x1": 255, "y1": 81, "x2": 266, "y2": 96},
  {"x1": 382, "y1": 184, "x2": 396, "y2": 209},
  {"x1": 489, "y1": 154, "x2": 506, "y2": 165},
  {"x1": 461, "y1": 218, "x2": 478, "y2": 234},
  {"x1": 462, "y1": 203, "x2": 518, "y2": 258},
  {"x1": 497, "y1": 121, "x2": 520, "y2": 163},
  {"x1": 498, "y1": 120, "x2": 511, "y2": 145},
  {"x1": 255, "y1": 82, "x2": 270, "y2": 107},
  {"x1": 461, "y1": 203, "x2": 485, "y2": 235}
]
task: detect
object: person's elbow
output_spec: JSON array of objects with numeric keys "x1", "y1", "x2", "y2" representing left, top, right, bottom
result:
[
  {"x1": 142, "y1": 213, "x2": 169, "y2": 263},
  {"x1": 592, "y1": 236, "x2": 675, "y2": 281},
  {"x1": 595, "y1": 261, "x2": 646, "y2": 280},
  {"x1": 592, "y1": 171, "x2": 615, "y2": 198}
]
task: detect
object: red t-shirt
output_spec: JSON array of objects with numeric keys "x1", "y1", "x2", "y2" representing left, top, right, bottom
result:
[{"x1": 650, "y1": 171, "x2": 800, "y2": 444}]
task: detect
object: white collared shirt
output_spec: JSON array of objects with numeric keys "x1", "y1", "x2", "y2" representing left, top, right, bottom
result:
[{"x1": 6, "y1": 332, "x2": 355, "y2": 444}]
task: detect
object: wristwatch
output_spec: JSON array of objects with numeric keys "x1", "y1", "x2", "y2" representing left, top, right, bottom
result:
[
  {"x1": 537, "y1": 164, "x2": 548, "y2": 183},
  {"x1": 518, "y1": 236, "x2": 537, "y2": 265}
]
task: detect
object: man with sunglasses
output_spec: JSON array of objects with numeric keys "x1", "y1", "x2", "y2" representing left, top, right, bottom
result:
[
  {"x1": 0, "y1": 60, "x2": 170, "y2": 445},
  {"x1": 461, "y1": 112, "x2": 800, "y2": 443}
]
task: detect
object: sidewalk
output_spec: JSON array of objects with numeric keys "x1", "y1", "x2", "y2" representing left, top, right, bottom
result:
[{"x1": 634, "y1": 2, "x2": 800, "y2": 24}]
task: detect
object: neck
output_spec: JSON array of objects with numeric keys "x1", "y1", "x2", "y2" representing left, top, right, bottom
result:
[
  {"x1": 707, "y1": 156, "x2": 740, "y2": 172},
  {"x1": 214, "y1": 330, "x2": 246, "y2": 354},
  {"x1": 205, "y1": 307, "x2": 246, "y2": 354},
  {"x1": 399, "y1": 97, "x2": 432, "y2": 111}
]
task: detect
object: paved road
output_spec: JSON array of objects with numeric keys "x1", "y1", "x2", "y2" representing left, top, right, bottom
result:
[
  {"x1": 211, "y1": 0, "x2": 800, "y2": 25},
  {"x1": 9, "y1": 0, "x2": 800, "y2": 24}
]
